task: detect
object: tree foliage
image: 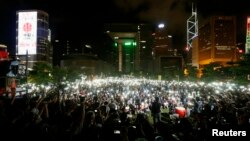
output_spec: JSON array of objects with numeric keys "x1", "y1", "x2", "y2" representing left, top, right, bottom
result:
[
  {"x1": 200, "y1": 62, "x2": 222, "y2": 82},
  {"x1": 184, "y1": 66, "x2": 198, "y2": 81},
  {"x1": 28, "y1": 62, "x2": 53, "y2": 85},
  {"x1": 52, "y1": 66, "x2": 68, "y2": 84},
  {"x1": 28, "y1": 62, "x2": 82, "y2": 85}
]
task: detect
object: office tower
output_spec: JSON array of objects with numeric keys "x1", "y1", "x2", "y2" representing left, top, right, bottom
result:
[
  {"x1": 152, "y1": 23, "x2": 173, "y2": 58},
  {"x1": 16, "y1": 10, "x2": 51, "y2": 69},
  {"x1": 105, "y1": 23, "x2": 143, "y2": 74},
  {"x1": 152, "y1": 23, "x2": 184, "y2": 76},
  {"x1": 187, "y1": 5, "x2": 198, "y2": 65},
  {"x1": 136, "y1": 24, "x2": 154, "y2": 74},
  {"x1": 198, "y1": 16, "x2": 237, "y2": 66}
]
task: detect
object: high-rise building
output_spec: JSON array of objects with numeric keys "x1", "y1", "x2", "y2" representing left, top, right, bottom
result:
[
  {"x1": 152, "y1": 23, "x2": 173, "y2": 58},
  {"x1": 104, "y1": 23, "x2": 181, "y2": 76},
  {"x1": 186, "y1": 5, "x2": 198, "y2": 65},
  {"x1": 136, "y1": 24, "x2": 154, "y2": 73},
  {"x1": 104, "y1": 23, "x2": 154, "y2": 74},
  {"x1": 152, "y1": 24, "x2": 183, "y2": 76},
  {"x1": 108, "y1": 32, "x2": 137, "y2": 73},
  {"x1": 197, "y1": 16, "x2": 237, "y2": 66},
  {"x1": 16, "y1": 10, "x2": 51, "y2": 69}
]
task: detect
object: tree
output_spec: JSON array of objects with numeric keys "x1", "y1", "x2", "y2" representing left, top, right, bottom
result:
[
  {"x1": 229, "y1": 61, "x2": 250, "y2": 85},
  {"x1": 28, "y1": 62, "x2": 53, "y2": 85},
  {"x1": 51, "y1": 66, "x2": 69, "y2": 85},
  {"x1": 200, "y1": 62, "x2": 222, "y2": 82},
  {"x1": 66, "y1": 69, "x2": 81, "y2": 82},
  {"x1": 184, "y1": 66, "x2": 199, "y2": 81}
]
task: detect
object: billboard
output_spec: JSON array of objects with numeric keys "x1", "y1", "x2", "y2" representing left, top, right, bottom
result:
[
  {"x1": 246, "y1": 17, "x2": 250, "y2": 54},
  {"x1": 17, "y1": 11, "x2": 37, "y2": 55}
]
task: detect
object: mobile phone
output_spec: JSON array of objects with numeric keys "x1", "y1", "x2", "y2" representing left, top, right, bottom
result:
[
  {"x1": 127, "y1": 114, "x2": 132, "y2": 118},
  {"x1": 114, "y1": 130, "x2": 120, "y2": 134}
]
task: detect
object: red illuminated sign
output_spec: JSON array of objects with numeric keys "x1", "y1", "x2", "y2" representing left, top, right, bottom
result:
[{"x1": 23, "y1": 22, "x2": 32, "y2": 32}]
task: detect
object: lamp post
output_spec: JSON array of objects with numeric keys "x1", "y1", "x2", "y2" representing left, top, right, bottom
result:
[{"x1": 25, "y1": 50, "x2": 29, "y2": 100}]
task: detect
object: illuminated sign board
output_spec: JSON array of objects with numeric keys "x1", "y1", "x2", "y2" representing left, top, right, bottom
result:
[
  {"x1": 17, "y1": 11, "x2": 37, "y2": 55},
  {"x1": 246, "y1": 17, "x2": 250, "y2": 54},
  {"x1": 247, "y1": 17, "x2": 250, "y2": 36}
]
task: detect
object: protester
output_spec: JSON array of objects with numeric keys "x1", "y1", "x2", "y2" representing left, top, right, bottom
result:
[
  {"x1": 0, "y1": 77, "x2": 249, "y2": 141},
  {"x1": 150, "y1": 96, "x2": 162, "y2": 132}
]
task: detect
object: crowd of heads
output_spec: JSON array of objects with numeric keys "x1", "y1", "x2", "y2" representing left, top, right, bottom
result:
[{"x1": 0, "y1": 76, "x2": 250, "y2": 140}]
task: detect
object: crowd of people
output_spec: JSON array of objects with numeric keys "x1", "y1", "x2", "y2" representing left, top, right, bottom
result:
[{"x1": 0, "y1": 77, "x2": 250, "y2": 141}]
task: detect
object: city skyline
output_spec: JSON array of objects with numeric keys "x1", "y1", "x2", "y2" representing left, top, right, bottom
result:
[{"x1": 0, "y1": 0, "x2": 250, "y2": 54}]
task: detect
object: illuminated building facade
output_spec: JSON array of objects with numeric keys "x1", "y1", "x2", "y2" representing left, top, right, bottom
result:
[
  {"x1": 109, "y1": 32, "x2": 137, "y2": 73},
  {"x1": 152, "y1": 24, "x2": 183, "y2": 76},
  {"x1": 0, "y1": 44, "x2": 9, "y2": 60},
  {"x1": 152, "y1": 24, "x2": 173, "y2": 58},
  {"x1": 105, "y1": 23, "x2": 180, "y2": 76},
  {"x1": 105, "y1": 23, "x2": 154, "y2": 74},
  {"x1": 0, "y1": 44, "x2": 10, "y2": 94},
  {"x1": 16, "y1": 10, "x2": 51, "y2": 69},
  {"x1": 246, "y1": 17, "x2": 250, "y2": 54},
  {"x1": 198, "y1": 16, "x2": 237, "y2": 66},
  {"x1": 136, "y1": 24, "x2": 154, "y2": 74},
  {"x1": 186, "y1": 5, "x2": 198, "y2": 65}
]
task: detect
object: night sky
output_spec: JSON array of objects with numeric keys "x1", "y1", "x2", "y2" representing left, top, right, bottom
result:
[{"x1": 0, "y1": 0, "x2": 250, "y2": 53}]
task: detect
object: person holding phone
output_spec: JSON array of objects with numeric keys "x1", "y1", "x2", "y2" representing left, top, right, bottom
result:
[{"x1": 150, "y1": 96, "x2": 162, "y2": 131}]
